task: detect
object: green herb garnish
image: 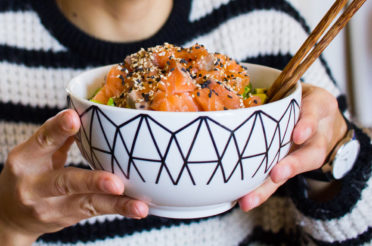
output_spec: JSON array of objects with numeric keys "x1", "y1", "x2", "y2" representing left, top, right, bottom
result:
[
  {"x1": 242, "y1": 84, "x2": 252, "y2": 99},
  {"x1": 107, "y1": 97, "x2": 115, "y2": 106},
  {"x1": 90, "y1": 99, "x2": 102, "y2": 104}
]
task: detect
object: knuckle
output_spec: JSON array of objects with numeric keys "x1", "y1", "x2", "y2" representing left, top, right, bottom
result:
[
  {"x1": 54, "y1": 173, "x2": 72, "y2": 196},
  {"x1": 120, "y1": 198, "x2": 134, "y2": 216},
  {"x1": 80, "y1": 195, "x2": 99, "y2": 217},
  {"x1": 287, "y1": 155, "x2": 299, "y2": 174},
  {"x1": 316, "y1": 135, "x2": 328, "y2": 152},
  {"x1": 30, "y1": 204, "x2": 49, "y2": 223},
  {"x1": 327, "y1": 95, "x2": 339, "y2": 113},
  {"x1": 14, "y1": 185, "x2": 33, "y2": 206},
  {"x1": 315, "y1": 136, "x2": 328, "y2": 166},
  {"x1": 35, "y1": 129, "x2": 54, "y2": 149},
  {"x1": 5, "y1": 150, "x2": 24, "y2": 175}
]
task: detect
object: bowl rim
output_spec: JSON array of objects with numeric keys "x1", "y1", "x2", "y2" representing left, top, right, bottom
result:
[{"x1": 66, "y1": 62, "x2": 302, "y2": 116}]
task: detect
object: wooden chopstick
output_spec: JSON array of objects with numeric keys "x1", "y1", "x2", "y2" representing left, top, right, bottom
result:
[
  {"x1": 266, "y1": 0, "x2": 348, "y2": 100},
  {"x1": 267, "y1": 0, "x2": 367, "y2": 102}
]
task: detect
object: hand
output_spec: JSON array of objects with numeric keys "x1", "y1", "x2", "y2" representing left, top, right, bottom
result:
[
  {"x1": 0, "y1": 110, "x2": 149, "y2": 245},
  {"x1": 238, "y1": 84, "x2": 348, "y2": 211}
]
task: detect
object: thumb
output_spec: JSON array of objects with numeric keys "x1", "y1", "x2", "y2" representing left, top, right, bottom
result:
[{"x1": 21, "y1": 109, "x2": 80, "y2": 161}]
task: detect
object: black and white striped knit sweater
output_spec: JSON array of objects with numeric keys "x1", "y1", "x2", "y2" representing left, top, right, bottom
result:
[{"x1": 1, "y1": 0, "x2": 372, "y2": 245}]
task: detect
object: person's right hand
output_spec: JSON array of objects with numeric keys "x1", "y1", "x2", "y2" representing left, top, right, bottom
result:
[{"x1": 0, "y1": 109, "x2": 149, "y2": 245}]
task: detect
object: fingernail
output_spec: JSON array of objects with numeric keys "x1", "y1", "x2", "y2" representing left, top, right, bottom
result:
[
  {"x1": 133, "y1": 204, "x2": 148, "y2": 218},
  {"x1": 301, "y1": 127, "x2": 312, "y2": 142},
  {"x1": 248, "y1": 195, "x2": 260, "y2": 209},
  {"x1": 102, "y1": 179, "x2": 118, "y2": 193},
  {"x1": 61, "y1": 111, "x2": 74, "y2": 131},
  {"x1": 276, "y1": 165, "x2": 291, "y2": 183}
]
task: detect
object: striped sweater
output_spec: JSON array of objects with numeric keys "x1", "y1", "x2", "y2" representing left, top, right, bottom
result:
[{"x1": 1, "y1": 0, "x2": 372, "y2": 245}]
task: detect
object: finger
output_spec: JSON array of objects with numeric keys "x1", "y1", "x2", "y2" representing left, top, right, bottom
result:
[
  {"x1": 34, "y1": 167, "x2": 124, "y2": 197},
  {"x1": 293, "y1": 85, "x2": 338, "y2": 145},
  {"x1": 270, "y1": 133, "x2": 328, "y2": 183},
  {"x1": 239, "y1": 178, "x2": 285, "y2": 212},
  {"x1": 292, "y1": 104, "x2": 319, "y2": 145},
  {"x1": 52, "y1": 136, "x2": 76, "y2": 169},
  {"x1": 61, "y1": 194, "x2": 149, "y2": 221},
  {"x1": 21, "y1": 110, "x2": 80, "y2": 160}
]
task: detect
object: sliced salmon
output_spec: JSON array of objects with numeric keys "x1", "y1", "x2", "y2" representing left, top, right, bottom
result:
[
  {"x1": 92, "y1": 65, "x2": 127, "y2": 104},
  {"x1": 150, "y1": 91, "x2": 199, "y2": 112},
  {"x1": 91, "y1": 43, "x2": 265, "y2": 111}
]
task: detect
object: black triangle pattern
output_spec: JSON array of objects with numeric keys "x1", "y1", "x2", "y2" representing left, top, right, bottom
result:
[{"x1": 68, "y1": 96, "x2": 300, "y2": 185}]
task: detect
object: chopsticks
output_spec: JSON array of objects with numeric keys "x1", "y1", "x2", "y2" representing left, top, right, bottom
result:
[{"x1": 267, "y1": 0, "x2": 367, "y2": 102}]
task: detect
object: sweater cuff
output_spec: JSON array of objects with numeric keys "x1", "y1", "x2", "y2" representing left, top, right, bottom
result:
[{"x1": 286, "y1": 124, "x2": 372, "y2": 220}]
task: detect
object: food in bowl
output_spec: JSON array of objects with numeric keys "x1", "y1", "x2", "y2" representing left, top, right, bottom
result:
[
  {"x1": 91, "y1": 43, "x2": 267, "y2": 111},
  {"x1": 66, "y1": 44, "x2": 302, "y2": 219}
]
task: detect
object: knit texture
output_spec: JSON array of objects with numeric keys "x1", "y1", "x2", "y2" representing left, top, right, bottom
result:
[{"x1": 0, "y1": 0, "x2": 372, "y2": 245}]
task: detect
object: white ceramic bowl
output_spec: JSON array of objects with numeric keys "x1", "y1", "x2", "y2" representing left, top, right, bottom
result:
[{"x1": 66, "y1": 63, "x2": 301, "y2": 219}]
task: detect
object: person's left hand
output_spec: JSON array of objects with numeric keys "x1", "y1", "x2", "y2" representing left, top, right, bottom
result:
[{"x1": 238, "y1": 83, "x2": 348, "y2": 211}]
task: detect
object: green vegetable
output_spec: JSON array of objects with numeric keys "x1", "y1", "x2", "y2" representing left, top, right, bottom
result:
[
  {"x1": 242, "y1": 84, "x2": 253, "y2": 99},
  {"x1": 90, "y1": 99, "x2": 102, "y2": 104},
  {"x1": 107, "y1": 97, "x2": 115, "y2": 106},
  {"x1": 255, "y1": 88, "x2": 267, "y2": 94},
  {"x1": 256, "y1": 93, "x2": 268, "y2": 103}
]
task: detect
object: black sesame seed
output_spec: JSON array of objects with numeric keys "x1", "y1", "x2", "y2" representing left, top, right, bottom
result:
[
  {"x1": 142, "y1": 93, "x2": 150, "y2": 102},
  {"x1": 119, "y1": 75, "x2": 125, "y2": 85},
  {"x1": 197, "y1": 92, "x2": 200, "y2": 97},
  {"x1": 170, "y1": 68, "x2": 175, "y2": 72},
  {"x1": 227, "y1": 95, "x2": 233, "y2": 99},
  {"x1": 200, "y1": 80, "x2": 211, "y2": 89}
]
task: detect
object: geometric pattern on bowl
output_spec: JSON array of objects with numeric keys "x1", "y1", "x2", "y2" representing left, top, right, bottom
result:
[{"x1": 69, "y1": 97, "x2": 300, "y2": 186}]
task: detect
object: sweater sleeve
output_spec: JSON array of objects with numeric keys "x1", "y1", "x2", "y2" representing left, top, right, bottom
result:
[
  {"x1": 287, "y1": 126, "x2": 372, "y2": 245},
  {"x1": 284, "y1": 42, "x2": 372, "y2": 243}
]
